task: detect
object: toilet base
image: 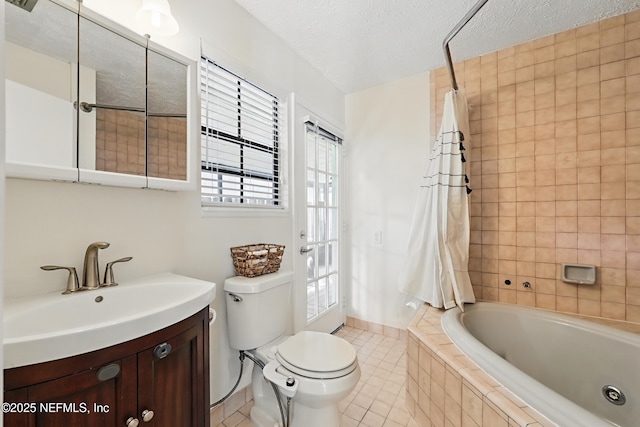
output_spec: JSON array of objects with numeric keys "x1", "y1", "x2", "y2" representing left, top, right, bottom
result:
[
  {"x1": 288, "y1": 402, "x2": 340, "y2": 427},
  {"x1": 249, "y1": 401, "x2": 341, "y2": 427},
  {"x1": 250, "y1": 404, "x2": 282, "y2": 427}
]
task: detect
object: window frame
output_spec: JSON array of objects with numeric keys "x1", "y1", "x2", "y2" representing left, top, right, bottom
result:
[{"x1": 200, "y1": 56, "x2": 284, "y2": 210}]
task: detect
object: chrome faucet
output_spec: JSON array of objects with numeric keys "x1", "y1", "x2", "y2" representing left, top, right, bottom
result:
[{"x1": 82, "y1": 242, "x2": 110, "y2": 289}]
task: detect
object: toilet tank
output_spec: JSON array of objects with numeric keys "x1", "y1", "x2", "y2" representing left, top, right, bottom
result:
[{"x1": 224, "y1": 271, "x2": 293, "y2": 351}]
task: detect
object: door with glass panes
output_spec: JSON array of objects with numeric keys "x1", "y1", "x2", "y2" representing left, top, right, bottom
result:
[{"x1": 294, "y1": 105, "x2": 344, "y2": 333}]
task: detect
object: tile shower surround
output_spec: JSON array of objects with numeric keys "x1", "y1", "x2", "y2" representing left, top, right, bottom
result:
[{"x1": 430, "y1": 9, "x2": 640, "y2": 323}]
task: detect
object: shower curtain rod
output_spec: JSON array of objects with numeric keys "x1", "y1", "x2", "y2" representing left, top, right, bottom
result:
[
  {"x1": 78, "y1": 102, "x2": 145, "y2": 114},
  {"x1": 442, "y1": 0, "x2": 489, "y2": 91},
  {"x1": 76, "y1": 102, "x2": 186, "y2": 117}
]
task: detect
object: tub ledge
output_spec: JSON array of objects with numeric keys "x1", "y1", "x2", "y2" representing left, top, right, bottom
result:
[{"x1": 405, "y1": 303, "x2": 554, "y2": 427}]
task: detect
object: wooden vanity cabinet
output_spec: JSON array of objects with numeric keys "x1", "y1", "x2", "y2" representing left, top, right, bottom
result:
[{"x1": 4, "y1": 308, "x2": 210, "y2": 427}]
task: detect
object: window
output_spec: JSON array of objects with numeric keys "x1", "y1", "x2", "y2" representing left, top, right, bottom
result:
[{"x1": 200, "y1": 56, "x2": 285, "y2": 207}]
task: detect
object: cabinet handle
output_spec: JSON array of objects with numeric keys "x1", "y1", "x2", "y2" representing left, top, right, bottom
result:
[
  {"x1": 125, "y1": 417, "x2": 139, "y2": 427},
  {"x1": 96, "y1": 363, "x2": 120, "y2": 382},
  {"x1": 141, "y1": 409, "x2": 154, "y2": 422},
  {"x1": 153, "y1": 342, "x2": 172, "y2": 359}
]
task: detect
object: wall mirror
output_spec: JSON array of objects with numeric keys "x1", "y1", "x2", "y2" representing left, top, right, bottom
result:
[
  {"x1": 77, "y1": 10, "x2": 148, "y2": 187},
  {"x1": 4, "y1": 0, "x2": 79, "y2": 181},
  {"x1": 146, "y1": 47, "x2": 188, "y2": 185},
  {"x1": 4, "y1": 0, "x2": 194, "y2": 190}
]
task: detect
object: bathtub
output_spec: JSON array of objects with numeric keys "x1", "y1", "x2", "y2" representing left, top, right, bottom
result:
[{"x1": 441, "y1": 302, "x2": 640, "y2": 427}]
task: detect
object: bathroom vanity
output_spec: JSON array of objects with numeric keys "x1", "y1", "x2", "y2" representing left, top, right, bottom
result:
[
  {"x1": 4, "y1": 308, "x2": 209, "y2": 427},
  {"x1": 3, "y1": 273, "x2": 215, "y2": 427}
]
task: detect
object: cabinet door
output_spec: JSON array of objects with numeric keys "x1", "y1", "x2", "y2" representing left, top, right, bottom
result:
[
  {"x1": 4, "y1": 355, "x2": 137, "y2": 427},
  {"x1": 137, "y1": 322, "x2": 208, "y2": 427}
]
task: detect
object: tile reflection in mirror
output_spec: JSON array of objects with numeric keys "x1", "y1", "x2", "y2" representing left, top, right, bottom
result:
[
  {"x1": 147, "y1": 49, "x2": 188, "y2": 180},
  {"x1": 79, "y1": 15, "x2": 146, "y2": 176}
]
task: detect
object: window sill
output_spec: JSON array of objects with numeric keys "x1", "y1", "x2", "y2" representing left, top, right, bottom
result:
[{"x1": 201, "y1": 204, "x2": 290, "y2": 218}]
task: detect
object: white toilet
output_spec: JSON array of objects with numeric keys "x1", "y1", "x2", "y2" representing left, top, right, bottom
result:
[{"x1": 224, "y1": 271, "x2": 360, "y2": 427}]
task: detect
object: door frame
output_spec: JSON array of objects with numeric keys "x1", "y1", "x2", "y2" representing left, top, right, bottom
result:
[{"x1": 291, "y1": 96, "x2": 346, "y2": 334}]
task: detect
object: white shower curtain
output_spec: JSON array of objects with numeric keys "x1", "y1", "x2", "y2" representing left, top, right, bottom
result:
[{"x1": 398, "y1": 89, "x2": 476, "y2": 310}]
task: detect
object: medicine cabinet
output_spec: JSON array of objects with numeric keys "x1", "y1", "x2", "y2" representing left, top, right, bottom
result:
[{"x1": 4, "y1": 0, "x2": 195, "y2": 190}]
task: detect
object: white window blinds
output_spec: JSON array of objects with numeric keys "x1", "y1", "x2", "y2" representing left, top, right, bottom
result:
[{"x1": 200, "y1": 56, "x2": 286, "y2": 207}]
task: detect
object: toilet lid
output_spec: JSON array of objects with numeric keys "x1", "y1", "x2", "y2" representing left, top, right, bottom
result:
[{"x1": 276, "y1": 331, "x2": 357, "y2": 379}]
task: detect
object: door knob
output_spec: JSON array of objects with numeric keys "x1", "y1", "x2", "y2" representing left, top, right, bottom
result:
[
  {"x1": 300, "y1": 246, "x2": 313, "y2": 255},
  {"x1": 125, "y1": 417, "x2": 139, "y2": 427}
]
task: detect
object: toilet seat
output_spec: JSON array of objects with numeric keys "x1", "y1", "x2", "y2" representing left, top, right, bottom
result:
[{"x1": 275, "y1": 331, "x2": 358, "y2": 380}]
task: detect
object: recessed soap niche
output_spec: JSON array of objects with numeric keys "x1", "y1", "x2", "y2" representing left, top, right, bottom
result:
[{"x1": 561, "y1": 263, "x2": 596, "y2": 285}]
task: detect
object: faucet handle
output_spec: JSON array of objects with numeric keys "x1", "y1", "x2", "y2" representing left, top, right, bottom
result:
[
  {"x1": 41, "y1": 265, "x2": 80, "y2": 295},
  {"x1": 102, "y1": 257, "x2": 132, "y2": 287}
]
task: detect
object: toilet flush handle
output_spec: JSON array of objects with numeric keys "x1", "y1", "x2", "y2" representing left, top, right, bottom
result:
[{"x1": 228, "y1": 293, "x2": 243, "y2": 302}]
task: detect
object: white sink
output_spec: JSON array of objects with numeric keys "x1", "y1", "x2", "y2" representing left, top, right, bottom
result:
[{"x1": 3, "y1": 272, "x2": 216, "y2": 369}]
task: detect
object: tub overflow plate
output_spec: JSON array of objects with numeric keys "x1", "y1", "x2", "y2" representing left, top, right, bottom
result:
[{"x1": 602, "y1": 385, "x2": 626, "y2": 405}]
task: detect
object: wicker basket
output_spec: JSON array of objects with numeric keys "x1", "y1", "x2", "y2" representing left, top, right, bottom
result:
[{"x1": 230, "y1": 244, "x2": 285, "y2": 277}]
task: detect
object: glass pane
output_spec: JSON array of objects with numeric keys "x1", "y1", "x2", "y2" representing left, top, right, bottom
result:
[
  {"x1": 318, "y1": 243, "x2": 327, "y2": 277},
  {"x1": 318, "y1": 208, "x2": 327, "y2": 241},
  {"x1": 328, "y1": 143, "x2": 338, "y2": 174},
  {"x1": 318, "y1": 172, "x2": 327, "y2": 206},
  {"x1": 318, "y1": 138, "x2": 327, "y2": 171},
  {"x1": 307, "y1": 281, "x2": 317, "y2": 320},
  {"x1": 306, "y1": 132, "x2": 315, "y2": 168},
  {"x1": 328, "y1": 241, "x2": 338, "y2": 273},
  {"x1": 207, "y1": 139, "x2": 240, "y2": 170},
  {"x1": 328, "y1": 274, "x2": 338, "y2": 307},
  {"x1": 327, "y1": 175, "x2": 337, "y2": 207},
  {"x1": 327, "y1": 208, "x2": 338, "y2": 240},
  {"x1": 306, "y1": 170, "x2": 316, "y2": 206},
  {"x1": 318, "y1": 277, "x2": 327, "y2": 312},
  {"x1": 219, "y1": 174, "x2": 241, "y2": 203},
  {"x1": 244, "y1": 147, "x2": 274, "y2": 176},
  {"x1": 243, "y1": 177, "x2": 274, "y2": 205},
  {"x1": 307, "y1": 207, "x2": 316, "y2": 243},
  {"x1": 240, "y1": 81, "x2": 274, "y2": 147},
  {"x1": 306, "y1": 246, "x2": 316, "y2": 280}
]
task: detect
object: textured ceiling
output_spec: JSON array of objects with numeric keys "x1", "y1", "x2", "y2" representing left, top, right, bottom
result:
[{"x1": 233, "y1": 0, "x2": 640, "y2": 93}]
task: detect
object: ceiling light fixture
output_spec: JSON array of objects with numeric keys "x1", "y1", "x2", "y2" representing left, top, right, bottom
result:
[{"x1": 136, "y1": 0, "x2": 179, "y2": 37}]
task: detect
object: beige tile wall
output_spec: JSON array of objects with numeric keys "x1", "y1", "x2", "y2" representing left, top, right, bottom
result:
[{"x1": 430, "y1": 10, "x2": 640, "y2": 323}]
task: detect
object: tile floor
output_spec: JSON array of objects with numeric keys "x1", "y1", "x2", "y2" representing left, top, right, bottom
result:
[{"x1": 216, "y1": 325, "x2": 419, "y2": 427}]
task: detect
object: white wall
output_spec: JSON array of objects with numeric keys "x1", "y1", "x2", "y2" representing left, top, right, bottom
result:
[
  {"x1": 345, "y1": 72, "x2": 430, "y2": 329},
  {"x1": 1, "y1": 0, "x2": 6, "y2": 416},
  {"x1": 4, "y1": 0, "x2": 343, "y2": 404}
]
